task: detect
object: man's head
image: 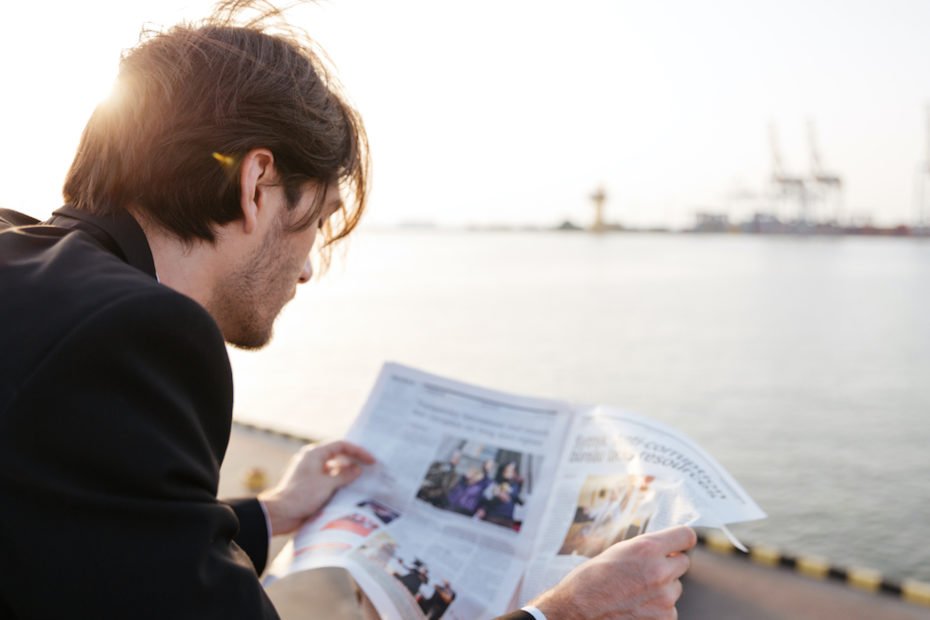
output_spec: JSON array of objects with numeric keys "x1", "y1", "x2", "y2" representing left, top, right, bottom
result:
[
  {"x1": 65, "y1": 1, "x2": 367, "y2": 246},
  {"x1": 64, "y1": 1, "x2": 368, "y2": 347}
]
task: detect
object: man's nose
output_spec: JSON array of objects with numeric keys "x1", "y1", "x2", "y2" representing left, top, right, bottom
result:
[{"x1": 298, "y1": 256, "x2": 313, "y2": 283}]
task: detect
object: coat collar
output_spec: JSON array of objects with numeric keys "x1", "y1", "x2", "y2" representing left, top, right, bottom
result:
[{"x1": 49, "y1": 205, "x2": 157, "y2": 279}]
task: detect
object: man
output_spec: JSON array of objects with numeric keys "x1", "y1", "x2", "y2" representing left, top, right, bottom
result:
[
  {"x1": 0, "y1": 2, "x2": 694, "y2": 618},
  {"x1": 416, "y1": 449, "x2": 462, "y2": 508}
]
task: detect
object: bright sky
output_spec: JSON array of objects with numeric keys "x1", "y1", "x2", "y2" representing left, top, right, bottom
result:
[{"x1": 2, "y1": 0, "x2": 929, "y2": 227}]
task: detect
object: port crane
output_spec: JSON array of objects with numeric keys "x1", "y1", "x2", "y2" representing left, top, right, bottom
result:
[
  {"x1": 768, "y1": 122, "x2": 844, "y2": 225},
  {"x1": 769, "y1": 123, "x2": 809, "y2": 223},
  {"x1": 807, "y1": 121, "x2": 844, "y2": 224}
]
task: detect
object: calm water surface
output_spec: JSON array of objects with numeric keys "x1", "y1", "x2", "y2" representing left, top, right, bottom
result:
[{"x1": 229, "y1": 231, "x2": 930, "y2": 582}]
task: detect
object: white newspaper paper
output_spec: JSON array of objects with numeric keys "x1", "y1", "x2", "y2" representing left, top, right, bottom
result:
[{"x1": 266, "y1": 363, "x2": 765, "y2": 619}]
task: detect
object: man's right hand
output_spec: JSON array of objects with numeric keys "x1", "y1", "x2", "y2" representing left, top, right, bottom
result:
[{"x1": 529, "y1": 525, "x2": 697, "y2": 619}]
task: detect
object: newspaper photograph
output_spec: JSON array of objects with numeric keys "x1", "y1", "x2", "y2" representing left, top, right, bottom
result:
[
  {"x1": 415, "y1": 434, "x2": 542, "y2": 532},
  {"x1": 518, "y1": 405, "x2": 766, "y2": 603}
]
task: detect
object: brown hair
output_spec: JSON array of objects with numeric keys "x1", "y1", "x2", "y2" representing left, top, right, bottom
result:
[{"x1": 63, "y1": 0, "x2": 368, "y2": 250}]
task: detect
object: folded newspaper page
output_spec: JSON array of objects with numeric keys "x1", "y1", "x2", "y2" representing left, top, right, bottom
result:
[{"x1": 265, "y1": 363, "x2": 765, "y2": 619}]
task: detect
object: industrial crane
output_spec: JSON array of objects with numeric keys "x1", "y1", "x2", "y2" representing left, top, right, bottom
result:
[
  {"x1": 768, "y1": 123, "x2": 809, "y2": 223},
  {"x1": 768, "y1": 122, "x2": 844, "y2": 226},
  {"x1": 807, "y1": 121, "x2": 844, "y2": 224}
]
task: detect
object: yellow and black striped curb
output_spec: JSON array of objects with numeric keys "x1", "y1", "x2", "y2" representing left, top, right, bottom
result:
[
  {"x1": 231, "y1": 421, "x2": 930, "y2": 609},
  {"x1": 697, "y1": 531, "x2": 930, "y2": 608}
]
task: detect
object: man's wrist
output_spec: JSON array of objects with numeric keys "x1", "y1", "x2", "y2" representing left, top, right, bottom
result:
[
  {"x1": 257, "y1": 497, "x2": 274, "y2": 543},
  {"x1": 520, "y1": 605, "x2": 548, "y2": 620}
]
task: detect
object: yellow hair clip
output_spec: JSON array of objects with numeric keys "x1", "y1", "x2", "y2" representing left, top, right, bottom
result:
[{"x1": 212, "y1": 152, "x2": 235, "y2": 167}]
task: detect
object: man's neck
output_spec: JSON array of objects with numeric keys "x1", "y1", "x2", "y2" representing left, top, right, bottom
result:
[{"x1": 130, "y1": 209, "x2": 220, "y2": 315}]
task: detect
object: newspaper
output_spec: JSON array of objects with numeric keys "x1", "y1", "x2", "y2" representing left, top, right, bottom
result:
[{"x1": 265, "y1": 363, "x2": 765, "y2": 619}]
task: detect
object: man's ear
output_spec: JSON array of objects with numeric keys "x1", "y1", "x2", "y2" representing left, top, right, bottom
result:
[{"x1": 238, "y1": 148, "x2": 276, "y2": 235}]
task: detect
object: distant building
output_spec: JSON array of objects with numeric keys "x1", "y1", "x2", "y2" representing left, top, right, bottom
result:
[
  {"x1": 556, "y1": 220, "x2": 583, "y2": 231},
  {"x1": 692, "y1": 212, "x2": 730, "y2": 233}
]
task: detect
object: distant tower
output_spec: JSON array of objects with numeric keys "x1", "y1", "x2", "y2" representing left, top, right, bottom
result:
[
  {"x1": 916, "y1": 105, "x2": 930, "y2": 227},
  {"x1": 807, "y1": 120, "x2": 844, "y2": 224},
  {"x1": 590, "y1": 186, "x2": 607, "y2": 233}
]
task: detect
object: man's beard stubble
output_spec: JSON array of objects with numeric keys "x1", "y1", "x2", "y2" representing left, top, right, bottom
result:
[{"x1": 216, "y1": 219, "x2": 292, "y2": 350}]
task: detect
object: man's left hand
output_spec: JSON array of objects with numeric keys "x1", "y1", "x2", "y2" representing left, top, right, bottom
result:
[{"x1": 259, "y1": 440, "x2": 376, "y2": 536}]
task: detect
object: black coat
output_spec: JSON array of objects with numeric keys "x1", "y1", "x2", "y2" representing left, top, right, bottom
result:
[
  {"x1": 0, "y1": 206, "x2": 533, "y2": 620},
  {"x1": 0, "y1": 207, "x2": 277, "y2": 618}
]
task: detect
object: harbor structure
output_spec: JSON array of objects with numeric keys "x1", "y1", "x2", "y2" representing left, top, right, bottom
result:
[
  {"x1": 915, "y1": 105, "x2": 930, "y2": 228},
  {"x1": 768, "y1": 121, "x2": 844, "y2": 226},
  {"x1": 806, "y1": 120, "x2": 844, "y2": 223},
  {"x1": 769, "y1": 123, "x2": 810, "y2": 223},
  {"x1": 589, "y1": 185, "x2": 607, "y2": 233}
]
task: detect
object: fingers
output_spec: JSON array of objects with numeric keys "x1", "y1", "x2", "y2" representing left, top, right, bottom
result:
[
  {"x1": 321, "y1": 453, "x2": 367, "y2": 484},
  {"x1": 666, "y1": 551, "x2": 691, "y2": 580},
  {"x1": 643, "y1": 525, "x2": 697, "y2": 556},
  {"x1": 318, "y1": 441, "x2": 373, "y2": 487},
  {"x1": 314, "y1": 440, "x2": 376, "y2": 465},
  {"x1": 644, "y1": 579, "x2": 684, "y2": 615}
]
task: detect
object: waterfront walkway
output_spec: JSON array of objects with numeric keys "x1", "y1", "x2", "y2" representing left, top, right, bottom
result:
[{"x1": 221, "y1": 423, "x2": 929, "y2": 620}]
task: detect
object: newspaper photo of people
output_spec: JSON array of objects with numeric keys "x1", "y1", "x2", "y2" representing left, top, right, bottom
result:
[
  {"x1": 415, "y1": 435, "x2": 542, "y2": 532},
  {"x1": 358, "y1": 533, "x2": 458, "y2": 619},
  {"x1": 558, "y1": 474, "x2": 661, "y2": 558}
]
